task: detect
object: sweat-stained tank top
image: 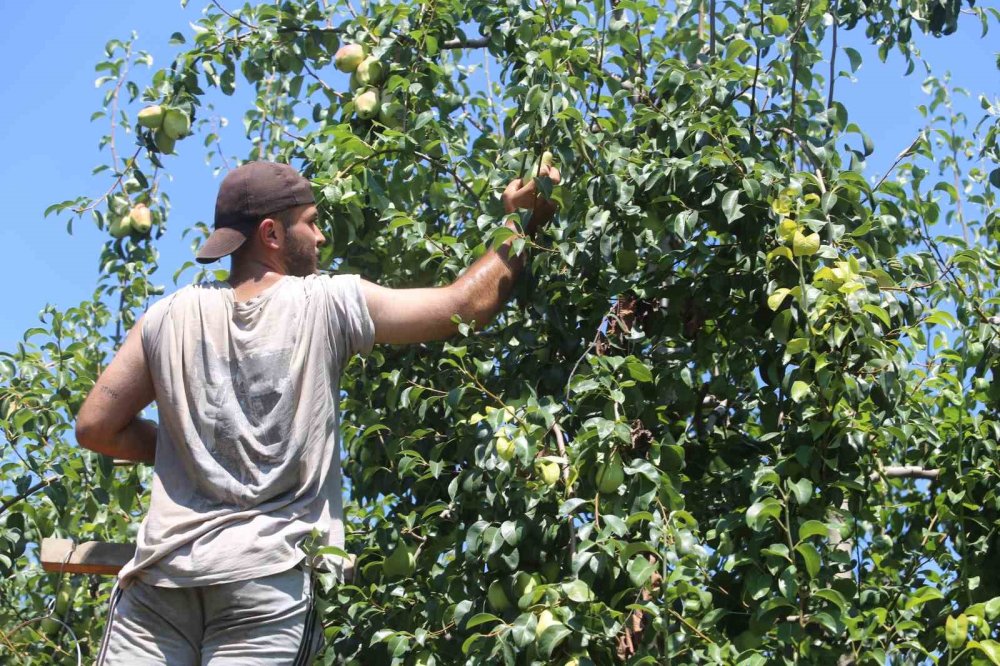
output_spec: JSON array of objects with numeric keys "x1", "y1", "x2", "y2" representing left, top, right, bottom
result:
[{"x1": 116, "y1": 273, "x2": 374, "y2": 588}]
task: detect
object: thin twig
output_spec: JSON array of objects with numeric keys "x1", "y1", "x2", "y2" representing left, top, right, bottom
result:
[{"x1": 0, "y1": 475, "x2": 61, "y2": 517}]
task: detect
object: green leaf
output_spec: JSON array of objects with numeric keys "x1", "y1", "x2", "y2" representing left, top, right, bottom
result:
[
  {"x1": 722, "y1": 190, "x2": 744, "y2": 222},
  {"x1": 790, "y1": 381, "x2": 811, "y2": 403},
  {"x1": 789, "y1": 478, "x2": 813, "y2": 505},
  {"x1": 904, "y1": 586, "x2": 944, "y2": 610},
  {"x1": 562, "y1": 579, "x2": 594, "y2": 602},
  {"x1": 461, "y1": 633, "x2": 483, "y2": 655},
  {"x1": 466, "y1": 613, "x2": 501, "y2": 629},
  {"x1": 627, "y1": 556, "x2": 656, "y2": 587},
  {"x1": 746, "y1": 497, "x2": 782, "y2": 531},
  {"x1": 862, "y1": 303, "x2": 891, "y2": 327},
  {"x1": 798, "y1": 520, "x2": 830, "y2": 541},
  {"x1": 768, "y1": 288, "x2": 791, "y2": 311},
  {"x1": 767, "y1": 246, "x2": 794, "y2": 265},
  {"x1": 989, "y1": 168, "x2": 1000, "y2": 189},
  {"x1": 970, "y1": 640, "x2": 1000, "y2": 665},
  {"x1": 844, "y1": 47, "x2": 863, "y2": 73},
  {"x1": 985, "y1": 597, "x2": 1000, "y2": 620},
  {"x1": 537, "y1": 623, "x2": 571, "y2": 657},
  {"x1": 795, "y1": 543, "x2": 821, "y2": 578},
  {"x1": 624, "y1": 357, "x2": 653, "y2": 382}
]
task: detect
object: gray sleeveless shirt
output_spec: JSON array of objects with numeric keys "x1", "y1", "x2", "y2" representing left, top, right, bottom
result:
[{"x1": 117, "y1": 273, "x2": 374, "y2": 588}]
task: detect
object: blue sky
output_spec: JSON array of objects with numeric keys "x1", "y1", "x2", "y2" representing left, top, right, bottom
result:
[{"x1": 0, "y1": 2, "x2": 997, "y2": 356}]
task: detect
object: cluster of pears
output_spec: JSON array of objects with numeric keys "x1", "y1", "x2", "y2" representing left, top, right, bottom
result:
[
  {"x1": 334, "y1": 42, "x2": 403, "y2": 127},
  {"x1": 137, "y1": 104, "x2": 191, "y2": 154},
  {"x1": 494, "y1": 428, "x2": 623, "y2": 495},
  {"x1": 109, "y1": 202, "x2": 153, "y2": 239}
]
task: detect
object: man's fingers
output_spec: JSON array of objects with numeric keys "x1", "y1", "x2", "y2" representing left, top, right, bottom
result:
[
  {"x1": 541, "y1": 165, "x2": 561, "y2": 185},
  {"x1": 503, "y1": 178, "x2": 524, "y2": 196},
  {"x1": 502, "y1": 166, "x2": 562, "y2": 212}
]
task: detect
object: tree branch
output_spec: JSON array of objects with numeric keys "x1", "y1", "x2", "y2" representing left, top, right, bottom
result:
[
  {"x1": 874, "y1": 466, "x2": 940, "y2": 481},
  {"x1": 442, "y1": 36, "x2": 489, "y2": 49},
  {"x1": 0, "y1": 475, "x2": 61, "y2": 517}
]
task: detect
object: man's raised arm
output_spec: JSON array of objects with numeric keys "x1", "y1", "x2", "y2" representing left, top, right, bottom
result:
[{"x1": 361, "y1": 166, "x2": 561, "y2": 346}]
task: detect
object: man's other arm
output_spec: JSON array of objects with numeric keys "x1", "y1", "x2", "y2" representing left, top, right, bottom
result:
[
  {"x1": 75, "y1": 314, "x2": 158, "y2": 463},
  {"x1": 361, "y1": 167, "x2": 561, "y2": 345}
]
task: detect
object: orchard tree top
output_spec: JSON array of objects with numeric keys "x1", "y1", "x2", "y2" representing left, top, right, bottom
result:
[{"x1": 3, "y1": 0, "x2": 1000, "y2": 664}]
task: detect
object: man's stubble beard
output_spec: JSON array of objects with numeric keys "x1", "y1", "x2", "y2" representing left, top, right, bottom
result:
[{"x1": 283, "y1": 234, "x2": 318, "y2": 277}]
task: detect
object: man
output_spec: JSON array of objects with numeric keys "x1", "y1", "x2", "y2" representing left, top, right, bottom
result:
[{"x1": 74, "y1": 160, "x2": 560, "y2": 664}]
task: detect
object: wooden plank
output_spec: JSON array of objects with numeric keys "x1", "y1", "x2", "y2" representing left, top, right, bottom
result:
[
  {"x1": 41, "y1": 538, "x2": 134, "y2": 576},
  {"x1": 40, "y1": 538, "x2": 355, "y2": 581}
]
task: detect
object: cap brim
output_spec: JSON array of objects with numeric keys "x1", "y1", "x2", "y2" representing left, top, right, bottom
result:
[{"x1": 196, "y1": 226, "x2": 250, "y2": 264}]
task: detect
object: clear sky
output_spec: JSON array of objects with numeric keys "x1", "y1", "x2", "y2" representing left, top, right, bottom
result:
[{"x1": 0, "y1": 2, "x2": 996, "y2": 355}]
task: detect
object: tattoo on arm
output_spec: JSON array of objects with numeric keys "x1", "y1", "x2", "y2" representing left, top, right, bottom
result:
[{"x1": 99, "y1": 384, "x2": 121, "y2": 400}]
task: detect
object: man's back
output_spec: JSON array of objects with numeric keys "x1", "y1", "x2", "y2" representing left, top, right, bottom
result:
[{"x1": 118, "y1": 273, "x2": 374, "y2": 589}]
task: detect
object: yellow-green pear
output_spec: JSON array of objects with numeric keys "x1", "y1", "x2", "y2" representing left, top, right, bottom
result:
[
  {"x1": 596, "y1": 457, "x2": 625, "y2": 494},
  {"x1": 378, "y1": 95, "x2": 405, "y2": 129},
  {"x1": 542, "y1": 560, "x2": 560, "y2": 583},
  {"x1": 537, "y1": 461, "x2": 560, "y2": 486},
  {"x1": 487, "y1": 580, "x2": 512, "y2": 611},
  {"x1": 137, "y1": 105, "x2": 164, "y2": 129},
  {"x1": 535, "y1": 609, "x2": 559, "y2": 637},
  {"x1": 524, "y1": 150, "x2": 555, "y2": 182},
  {"x1": 335, "y1": 44, "x2": 365, "y2": 72},
  {"x1": 155, "y1": 129, "x2": 176, "y2": 154},
  {"x1": 514, "y1": 571, "x2": 543, "y2": 609},
  {"x1": 495, "y1": 434, "x2": 515, "y2": 461},
  {"x1": 109, "y1": 215, "x2": 131, "y2": 239},
  {"x1": 162, "y1": 109, "x2": 191, "y2": 139},
  {"x1": 355, "y1": 89, "x2": 380, "y2": 120},
  {"x1": 382, "y1": 541, "x2": 416, "y2": 578},
  {"x1": 128, "y1": 203, "x2": 152, "y2": 235},
  {"x1": 356, "y1": 56, "x2": 384, "y2": 86}
]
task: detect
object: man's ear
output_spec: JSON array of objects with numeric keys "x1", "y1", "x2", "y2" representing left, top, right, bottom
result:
[{"x1": 258, "y1": 217, "x2": 283, "y2": 251}]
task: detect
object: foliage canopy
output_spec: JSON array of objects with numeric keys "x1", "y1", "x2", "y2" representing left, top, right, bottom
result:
[{"x1": 3, "y1": 0, "x2": 1000, "y2": 663}]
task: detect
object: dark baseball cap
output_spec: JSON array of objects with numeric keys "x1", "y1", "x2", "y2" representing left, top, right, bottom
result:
[{"x1": 196, "y1": 161, "x2": 315, "y2": 264}]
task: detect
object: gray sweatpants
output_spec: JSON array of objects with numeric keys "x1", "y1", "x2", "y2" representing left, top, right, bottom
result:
[{"x1": 96, "y1": 561, "x2": 324, "y2": 665}]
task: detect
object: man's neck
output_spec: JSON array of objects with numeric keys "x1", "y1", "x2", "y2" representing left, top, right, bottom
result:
[{"x1": 226, "y1": 259, "x2": 286, "y2": 301}]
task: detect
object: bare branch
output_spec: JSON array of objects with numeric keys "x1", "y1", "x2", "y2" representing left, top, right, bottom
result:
[
  {"x1": 875, "y1": 466, "x2": 940, "y2": 481},
  {"x1": 442, "y1": 36, "x2": 489, "y2": 49}
]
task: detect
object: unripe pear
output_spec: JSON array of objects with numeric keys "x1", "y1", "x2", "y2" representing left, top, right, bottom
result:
[
  {"x1": 335, "y1": 44, "x2": 365, "y2": 72},
  {"x1": 382, "y1": 541, "x2": 416, "y2": 578},
  {"x1": 355, "y1": 56, "x2": 384, "y2": 86},
  {"x1": 514, "y1": 571, "x2": 543, "y2": 608},
  {"x1": 487, "y1": 580, "x2": 512, "y2": 611},
  {"x1": 54, "y1": 586, "x2": 72, "y2": 616},
  {"x1": 128, "y1": 203, "x2": 152, "y2": 235},
  {"x1": 596, "y1": 457, "x2": 625, "y2": 494},
  {"x1": 355, "y1": 89, "x2": 380, "y2": 120},
  {"x1": 137, "y1": 105, "x2": 164, "y2": 129},
  {"x1": 162, "y1": 109, "x2": 191, "y2": 140},
  {"x1": 109, "y1": 215, "x2": 131, "y2": 239},
  {"x1": 537, "y1": 461, "x2": 560, "y2": 486},
  {"x1": 536, "y1": 609, "x2": 559, "y2": 637},
  {"x1": 524, "y1": 150, "x2": 555, "y2": 182},
  {"x1": 155, "y1": 129, "x2": 176, "y2": 154},
  {"x1": 495, "y1": 434, "x2": 515, "y2": 461},
  {"x1": 542, "y1": 560, "x2": 561, "y2": 583},
  {"x1": 378, "y1": 97, "x2": 405, "y2": 129}
]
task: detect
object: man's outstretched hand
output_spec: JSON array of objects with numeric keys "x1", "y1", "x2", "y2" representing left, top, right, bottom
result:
[{"x1": 501, "y1": 165, "x2": 562, "y2": 227}]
